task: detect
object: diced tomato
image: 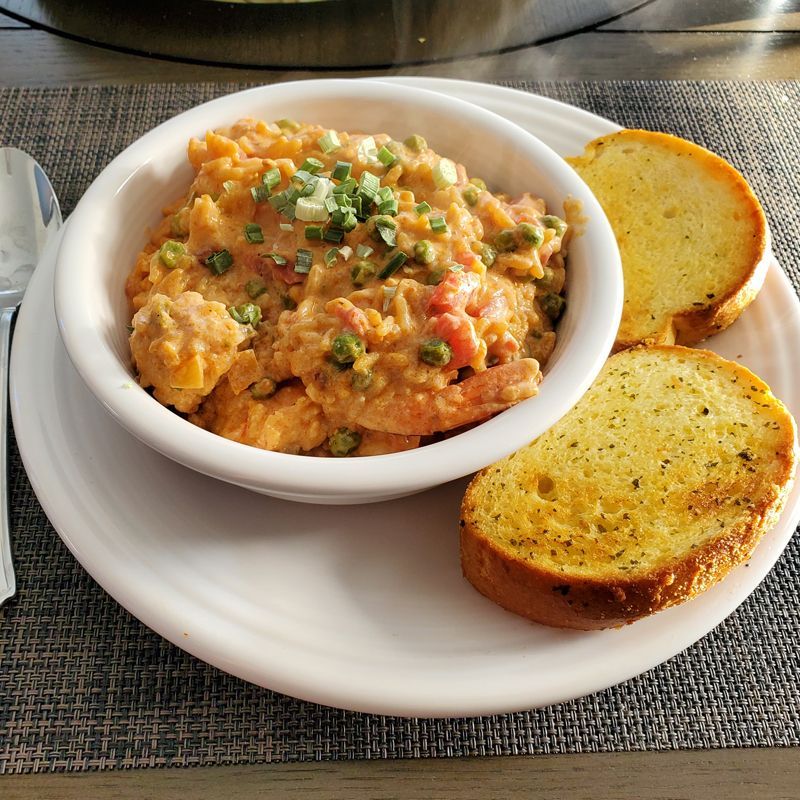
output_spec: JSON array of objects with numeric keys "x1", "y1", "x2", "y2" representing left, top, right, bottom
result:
[
  {"x1": 453, "y1": 249, "x2": 477, "y2": 269},
  {"x1": 331, "y1": 301, "x2": 369, "y2": 336},
  {"x1": 434, "y1": 312, "x2": 480, "y2": 369},
  {"x1": 472, "y1": 289, "x2": 509, "y2": 321},
  {"x1": 427, "y1": 270, "x2": 481, "y2": 315},
  {"x1": 242, "y1": 251, "x2": 304, "y2": 285},
  {"x1": 489, "y1": 330, "x2": 521, "y2": 361}
]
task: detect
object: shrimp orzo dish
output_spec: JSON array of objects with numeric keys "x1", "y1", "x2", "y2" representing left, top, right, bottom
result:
[{"x1": 126, "y1": 118, "x2": 569, "y2": 457}]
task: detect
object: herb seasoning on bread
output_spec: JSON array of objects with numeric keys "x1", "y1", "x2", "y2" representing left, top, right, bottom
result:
[
  {"x1": 460, "y1": 346, "x2": 796, "y2": 630},
  {"x1": 567, "y1": 130, "x2": 768, "y2": 352}
]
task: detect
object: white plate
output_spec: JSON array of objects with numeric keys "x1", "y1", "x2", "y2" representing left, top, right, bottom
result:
[{"x1": 11, "y1": 80, "x2": 800, "y2": 717}]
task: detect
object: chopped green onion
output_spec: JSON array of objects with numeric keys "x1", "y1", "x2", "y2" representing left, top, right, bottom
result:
[
  {"x1": 312, "y1": 178, "x2": 333, "y2": 201},
  {"x1": 243, "y1": 223, "x2": 264, "y2": 244},
  {"x1": 222, "y1": 179, "x2": 236, "y2": 193},
  {"x1": 338, "y1": 245, "x2": 353, "y2": 261},
  {"x1": 301, "y1": 157, "x2": 325, "y2": 175},
  {"x1": 294, "y1": 249, "x2": 313, "y2": 273},
  {"x1": 295, "y1": 197, "x2": 329, "y2": 222},
  {"x1": 382, "y1": 285, "x2": 397, "y2": 312},
  {"x1": 351, "y1": 195, "x2": 364, "y2": 218},
  {"x1": 331, "y1": 207, "x2": 357, "y2": 231},
  {"x1": 325, "y1": 196, "x2": 340, "y2": 213},
  {"x1": 350, "y1": 259, "x2": 377, "y2": 287},
  {"x1": 377, "y1": 145, "x2": 396, "y2": 167},
  {"x1": 375, "y1": 186, "x2": 393, "y2": 204},
  {"x1": 251, "y1": 185, "x2": 270, "y2": 204},
  {"x1": 414, "y1": 201, "x2": 432, "y2": 216},
  {"x1": 305, "y1": 225, "x2": 323, "y2": 240},
  {"x1": 429, "y1": 216, "x2": 448, "y2": 234},
  {"x1": 158, "y1": 240, "x2": 186, "y2": 268},
  {"x1": 357, "y1": 171, "x2": 380, "y2": 202},
  {"x1": 245, "y1": 279, "x2": 267, "y2": 298},
  {"x1": 419, "y1": 338, "x2": 453, "y2": 367},
  {"x1": 299, "y1": 181, "x2": 317, "y2": 198},
  {"x1": 332, "y1": 161, "x2": 352, "y2": 182},
  {"x1": 262, "y1": 168, "x2": 281, "y2": 190},
  {"x1": 282, "y1": 203, "x2": 297, "y2": 221},
  {"x1": 357, "y1": 136, "x2": 378, "y2": 164},
  {"x1": 333, "y1": 177, "x2": 357, "y2": 195},
  {"x1": 413, "y1": 239, "x2": 435, "y2": 265},
  {"x1": 328, "y1": 428, "x2": 361, "y2": 457},
  {"x1": 263, "y1": 252, "x2": 287, "y2": 266},
  {"x1": 378, "y1": 199, "x2": 398, "y2": 216},
  {"x1": 324, "y1": 227, "x2": 345, "y2": 244},
  {"x1": 269, "y1": 191, "x2": 288, "y2": 211},
  {"x1": 356, "y1": 243, "x2": 374, "y2": 258},
  {"x1": 324, "y1": 247, "x2": 339, "y2": 267},
  {"x1": 280, "y1": 222, "x2": 294, "y2": 231},
  {"x1": 378, "y1": 250, "x2": 408, "y2": 280},
  {"x1": 290, "y1": 170, "x2": 313, "y2": 187},
  {"x1": 462, "y1": 186, "x2": 480, "y2": 206},
  {"x1": 228, "y1": 303, "x2": 262, "y2": 327},
  {"x1": 276, "y1": 118, "x2": 300, "y2": 132},
  {"x1": 404, "y1": 134, "x2": 427, "y2": 152},
  {"x1": 205, "y1": 249, "x2": 233, "y2": 275},
  {"x1": 366, "y1": 215, "x2": 397, "y2": 246},
  {"x1": 432, "y1": 158, "x2": 457, "y2": 189},
  {"x1": 318, "y1": 130, "x2": 341, "y2": 154}
]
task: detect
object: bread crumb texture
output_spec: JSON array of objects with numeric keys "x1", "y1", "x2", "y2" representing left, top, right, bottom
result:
[
  {"x1": 567, "y1": 130, "x2": 767, "y2": 350},
  {"x1": 460, "y1": 346, "x2": 796, "y2": 628}
]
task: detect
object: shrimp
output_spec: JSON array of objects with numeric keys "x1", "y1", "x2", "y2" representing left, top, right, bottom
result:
[{"x1": 354, "y1": 357, "x2": 541, "y2": 436}]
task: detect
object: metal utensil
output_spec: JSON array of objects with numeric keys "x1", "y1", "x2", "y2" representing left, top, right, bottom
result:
[{"x1": 0, "y1": 148, "x2": 62, "y2": 606}]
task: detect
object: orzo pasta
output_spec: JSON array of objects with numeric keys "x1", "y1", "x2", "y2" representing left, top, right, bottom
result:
[{"x1": 126, "y1": 118, "x2": 569, "y2": 456}]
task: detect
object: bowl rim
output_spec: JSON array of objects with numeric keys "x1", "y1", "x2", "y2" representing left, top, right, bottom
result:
[{"x1": 54, "y1": 78, "x2": 623, "y2": 498}]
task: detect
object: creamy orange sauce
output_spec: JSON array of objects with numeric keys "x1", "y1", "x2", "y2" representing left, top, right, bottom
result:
[{"x1": 126, "y1": 118, "x2": 568, "y2": 456}]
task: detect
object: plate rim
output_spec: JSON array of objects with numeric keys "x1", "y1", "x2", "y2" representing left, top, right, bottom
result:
[{"x1": 11, "y1": 78, "x2": 800, "y2": 717}]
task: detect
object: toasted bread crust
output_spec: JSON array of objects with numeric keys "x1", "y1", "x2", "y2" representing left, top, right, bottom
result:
[
  {"x1": 568, "y1": 130, "x2": 768, "y2": 352},
  {"x1": 460, "y1": 346, "x2": 796, "y2": 630}
]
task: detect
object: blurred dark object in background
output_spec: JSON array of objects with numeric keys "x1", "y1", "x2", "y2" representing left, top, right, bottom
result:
[{"x1": 0, "y1": 0, "x2": 650, "y2": 68}]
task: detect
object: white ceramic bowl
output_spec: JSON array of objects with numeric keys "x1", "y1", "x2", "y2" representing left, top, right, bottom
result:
[{"x1": 54, "y1": 79, "x2": 622, "y2": 504}]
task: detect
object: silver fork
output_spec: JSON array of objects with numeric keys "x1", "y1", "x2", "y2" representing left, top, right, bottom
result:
[{"x1": 0, "y1": 148, "x2": 62, "y2": 606}]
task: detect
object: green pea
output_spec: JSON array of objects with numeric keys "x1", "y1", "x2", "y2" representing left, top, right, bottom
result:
[
  {"x1": 516, "y1": 222, "x2": 545, "y2": 249},
  {"x1": 540, "y1": 293, "x2": 566, "y2": 322},
  {"x1": 276, "y1": 118, "x2": 301, "y2": 132},
  {"x1": 541, "y1": 214, "x2": 567, "y2": 238},
  {"x1": 159, "y1": 240, "x2": 186, "y2": 268},
  {"x1": 419, "y1": 338, "x2": 453, "y2": 367},
  {"x1": 426, "y1": 267, "x2": 446, "y2": 285},
  {"x1": 331, "y1": 332, "x2": 365, "y2": 365},
  {"x1": 535, "y1": 266, "x2": 556, "y2": 291},
  {"x1": 350, "y1": 259, "x2": 377, "y2": 287},
  {"x1": 329, "y1": 427, "x2": 362, "y2": 457},
  {"x1": 251, "y1": 378, "x2": 277, "y2": 400},
  {"x1": 351, "y1": 370, "x2": 373, "y2": 391},
  {"x1": 469, "y1": 177, "x2": 487, "y2": 191},
  {"x1": 414, "y1": 239, "x2": 436, "y2": 265},
  {"x1": 494, "y1": 228, "x2": 517, "y2": 252},
  {"x1": 404, "y1": 134, "x2": 427, "y2": 152},
  {"x1": 229, "y1": 303, "x2": 262, "y2": 327},
  {"x1": 479, "y1": 242, "x2": 497, "y2": 268},
  {"x1": 462, "y1": 186, "x2": 480, "y2": 206}
]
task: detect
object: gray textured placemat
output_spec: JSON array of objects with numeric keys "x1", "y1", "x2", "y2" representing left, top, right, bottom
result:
[{"x1": 0, "y1": 81, "x2": 799, "y2": 774}]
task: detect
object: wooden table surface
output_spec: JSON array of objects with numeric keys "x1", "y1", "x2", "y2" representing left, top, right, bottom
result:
[{"x1": 1, "y1": 1, "x2": 799, "y2": 797}]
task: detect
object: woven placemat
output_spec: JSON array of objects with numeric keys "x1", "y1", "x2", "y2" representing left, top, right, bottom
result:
[{"x1": 0, "y1": 81, "x2": 799, "y2": 773}]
